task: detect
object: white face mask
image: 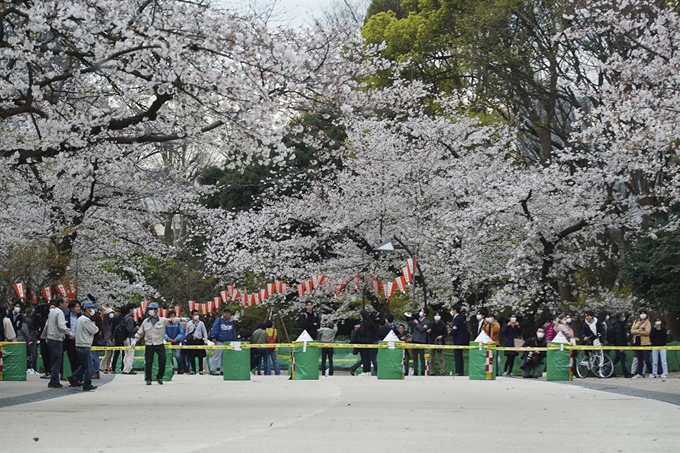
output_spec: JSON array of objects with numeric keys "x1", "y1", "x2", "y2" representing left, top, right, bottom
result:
[
  {"x1": 148, "y1": 310, "x2": 157, "y2": 317},
  {"x1": 537, "y1": 332, "x2": 545, "y2": 339},
  {"x1": 434, "y1": 315, "x2": 441, "y2": 321},
  {"x1": 485, "y1": 317, "x2": 492, "y2": 323},
  {"x1": 565, "y1": 317, "x2": 572, "y2": 324},
  {"x1": 419, "y1": 312, "x2": 425, "y2": 318},
  {"x1": 510, "y1": 317, "x2": 517, "y2": 323},
  {"x1": 640, "y1": 314, "x2": 647, "y2": 320},
  {"x1": 193, "y1": 315, "x2": 199, "y2": 321},
  {"x1": 450, "y1": 310, "x2": 455, "y2": 316},
  {"x1": 89, "y1": 308, "x2": 97, "y2": 316},
  {"x1": 13, "y1": 307, "x2": 20, "y2": 314},
  {"x1": 108, "y1": 312, "x2": 115, "y2": 319},
  {"x1": 655, "y1": 321, "x2": 661, "y2": 326},
  {"x1": 476, "y1": 314, "x2": 483, "y2": 321},
  {"x1": 605, "y1": 315, "x2": 610, "y2": 321}
]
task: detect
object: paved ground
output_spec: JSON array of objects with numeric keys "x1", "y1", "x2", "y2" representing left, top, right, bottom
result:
[{"x1": 1, "y1": 373, "x2": 679, "y2": 452}]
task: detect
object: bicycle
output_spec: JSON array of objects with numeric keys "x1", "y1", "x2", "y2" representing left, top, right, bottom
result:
[{"x1": 575, "y1": 343, "x2": 613, "y2": 378}]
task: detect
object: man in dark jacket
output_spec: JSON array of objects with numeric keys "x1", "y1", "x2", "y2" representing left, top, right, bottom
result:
[
  {"x1": 411, "y1": 307, "x2": 431, "y2": 376},
  {"x1": 448, "y1": 304, "x2": 468, "y2": 376},
  {"x1": 428, "y1": 312, "x2": 448, "y2": 375},
  {"x1": 299, "y1": 301, "x2": 320, "y2": 339},
  {"x1": 520, "y1": 327, "x2": 547, "y2": 378},
  {"x1": 610, "y1": 312, "x2": 632, "y2": 378}
]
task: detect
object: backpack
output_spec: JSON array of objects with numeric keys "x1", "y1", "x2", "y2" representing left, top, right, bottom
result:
[
  {"x1": 350, "y1": 327, "x2": 361, "y2": 355},
  {"x1": 113, "y1": 322, "x2": 128, "y2": 343},
  {"x1": 606, "y1": 324, "x2": 616, "y2": 345}
]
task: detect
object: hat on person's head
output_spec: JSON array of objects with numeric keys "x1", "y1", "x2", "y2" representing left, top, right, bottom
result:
[
  {"x1": 148, "y1": 302, "x2": 159, "y2": 310},
  {"x1": 223, "y1": 308, "x2": 232, "y2": 313},
  {"x1": 83, "y1": 301, "x2": 96, "y2": 309}
]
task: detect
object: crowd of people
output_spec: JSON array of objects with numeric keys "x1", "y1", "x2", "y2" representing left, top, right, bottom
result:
[{"x1": 0, "y1": 298, "x2": 674, "y2": 389}]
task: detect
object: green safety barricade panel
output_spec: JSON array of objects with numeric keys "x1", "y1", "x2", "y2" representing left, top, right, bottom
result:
[
  {"x1": 546, "y1": 342, "x2": 571, "y2": 381},
  {"x1": 468, "y1": 342, "x2": 495, "y2": 380},
  {"x1": 223, "y1": 342, "x2": 251, "y2": 381},
  {"x1": 293, "y1": 342, "x2": 319, "y2": 380},
  {"x1": 2, "y1": 343, "x2": 27, "y2": 381},
  {"x1": 377, "y1": 342, "x2": 403, "y2": 380}
]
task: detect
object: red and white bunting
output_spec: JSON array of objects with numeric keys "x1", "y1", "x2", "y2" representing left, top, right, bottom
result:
[
  {"x1": 141, "y1": 299, "x2": 150, "y2": 311},
  {"x1": 384, "y1": 281, "x2": 396, "y2": 300},
  {"x1": 67, "y1": 281, "x2": 77, "y2": 298},
  {"x1": 159, "y1": 308, "x2": 166, "y2": 317},
  {"x1": 188, "y1": 300, "x2": 196, "y2": 312},
  {"x1": 334, "y1": 283, "x2": 346, "y2": 298},
  {"x1": 134, "y1": 307, "x2": 142, "y2": 322},
  {"x1": 42, "y1": 286, "x2": 52, "y2": 301},
  {"x1": 253, "y1": 293, "x2": 260, "y2": 305},
  {"x1": 297, "y1": 284, "x2": 305, "y2": 297},
  {"x1": 407, "y1": 258, "x2": 417, "y2": 275},
  {"x1": 227, "y1": 285, "x2": 236, "y2": 297},
  {"x1": 249, "y1": 294, "x2": 256, "y2": 307},
  {"x1": 371, "y1": 279, "x2": 381, "y2": 295},
  {"x1": 312, "y1": 274, "x2": 326, "y2": 287},
  {"x1": 213, "y1": 296, "x2": 221, "y2": 310},
  {"x1": 241, "y1": 294, "x2": 247, "y2": 307},
  {"x1": 207, "y1": 301, "x2": 214, "y2": 314},
  {"x1": 13, "y1": 282, "x2": 25, "y2": 299},
  {"x1": 395, "y1": 275, "x2": 407, "y2": 293},
  {"x1": 31, "y1": 294, "x2": 39, "y2": 304},
  {"x1": 220, "y1": 290, "x2": 229, "y2": 303},
  {"x1": 306, "y1": 280, "x2": 313, "y2": 294},
  {"x1": 259, "y1": 289, "x2": 267, "y2": 301},
  {"x1": 56, "y1": 284, "x2": 67, "y2": 297},
  {"x1": 267, "y1": 283, "x2": 276, "y2": 296},
  {"x1": 231, "y1": 289, "x2": 241, "y2": 302},
  {"x1": 402, "y1": 266, "x2": 412, "y2": 284},
  {"x1": 353, "y1": 275, "x2": 361, "y2": 291},
  {"x1": 200, "y1": 303, "x2": 208, "y2": 315},
  {"x1": 175, "y1": 306, "x2": 181, "y2": 317}
]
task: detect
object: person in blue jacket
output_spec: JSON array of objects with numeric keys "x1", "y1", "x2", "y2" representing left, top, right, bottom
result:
[
  {"x1": 164, "y1": 309, "x2": 184, "y2": 374},
  {"x1": 208, "y1": 308, "x2": 236, "y2": 375}
]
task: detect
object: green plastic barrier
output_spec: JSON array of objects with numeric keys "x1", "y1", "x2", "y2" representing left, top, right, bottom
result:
[
  {"x1": 377, "y1": 342, "x2": 403, "y2": 380},
  {"x1": 293, "y1": 341, "x2": 319, "y2": 380},
  {"x1": 150, "y1": 347, "x2": 174, "y2": 381},
  {"x1": 2, "y1": 343, "x2": 27, "y2": 381},
  {"x1": 546, "y1": 342, "x2": 571, "y2": 381},
  {"x1": 223, "y1": 342, "x2": 251, "y2": 381},
  {"x1": 62, "y1": 355, "x2": 73, "y2": 378},
  {"x1": 468, "y1": 342, "x2": 496, "y2": 380}
]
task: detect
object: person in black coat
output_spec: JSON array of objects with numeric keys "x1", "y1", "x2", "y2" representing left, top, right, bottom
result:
[
  {"x1": 448, "y1": 304, "x2": 468, "y2": 376},
  {"x1": 358, "y1": 310, "x2": 375, "y2": 375},
  {"x1": 299, "y1": 301, "x2": 320, "y2": 339},
  {"x1": 428, "y1": 312, "x2": 448, "y2": 375},
  {"x1": 610, "y1": 312, "x2": 632, "y2": 378},
  {"x1": 520, "y1": 328, "x2": 547, "y2": 378},
  {"x1": 501, "y1": 314, "x2": 521, "y2": 376}
]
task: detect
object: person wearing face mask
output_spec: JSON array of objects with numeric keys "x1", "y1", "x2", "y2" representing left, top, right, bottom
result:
[
  {"x1": 134, "y1": 302, "x2": 181, "y2": 385},
  {"x1": 121, "y1": 303, "x2": 139, "y2": 375},
  {"x1": 475, "y1": 308, "x2": 488, "y2": 337},
  {"x1": 649, "y1": 316, "x2": 668, "y2": 378},
  {"x1": 554, "y1": 314, "x2": 575, "y2": 342},
  {"x1": 481, "y1": 312, "x2": 501, "y2": 345},
  {"x1": 501, "y1": 314, "x2": 521, "y2": 376},
  {"x1": 520, "y1": 327, "x2": 547, "y2": 378},
  {"x1": 11, "y1": 302, "x2": 24, "y2": 337},
  {"x1": 185, "y1": 309, "x2": 208, "y2": 375},
  {"x1": 411, "y1": 307, "x2": 431, "y2": 376},
  {"x1": 448, "y1": 304, "x2": 468, "y2": 376},
  {"x1": 610, "y1": 312, "x2": 633, "y2": 378},
  {"x1": 630, "y1": 309, "x2": 652, "y2": 379},
  {"x1": 67, "y1": 301, "x2": 99, "y2": 391},
  {"x1": 428, "y1": 312, "x2": 447, "y2": 375},
  {"x1": 100, "y1": 305, "x2": 115, "y2": 374}
]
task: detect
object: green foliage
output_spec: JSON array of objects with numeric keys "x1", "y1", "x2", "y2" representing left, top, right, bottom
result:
[{"x1": 621, "y1": 228, "x2": 680, "y2": 311}]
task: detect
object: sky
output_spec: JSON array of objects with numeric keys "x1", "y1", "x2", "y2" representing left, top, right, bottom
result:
[{"x1": 218, "y1": 0, "x2": 337, "y2": 27}]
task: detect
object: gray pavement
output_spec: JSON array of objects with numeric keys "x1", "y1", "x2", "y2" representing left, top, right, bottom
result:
[{"x1": 1, "y1": 373, "x2": 679, "y2": 452}]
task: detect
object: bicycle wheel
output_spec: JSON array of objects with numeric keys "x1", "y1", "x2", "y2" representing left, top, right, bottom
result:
[
  {"x1": 596, "y1": 353, "x2": 614, "y2": 378},
  {"x1": 575, "y1": 351, "x2": 589, "y2": 378}
]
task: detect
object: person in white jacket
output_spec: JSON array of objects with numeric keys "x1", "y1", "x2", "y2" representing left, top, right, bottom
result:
[
  {"x1": 45, "y1": 298, "x2": 73, "y2": 388},
  {"x1": 68, "y1": 301, "x2": 99, "y2": 391},
  {"x1": 134, "y1": 302, "x2": 180, "y2": 385}
]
